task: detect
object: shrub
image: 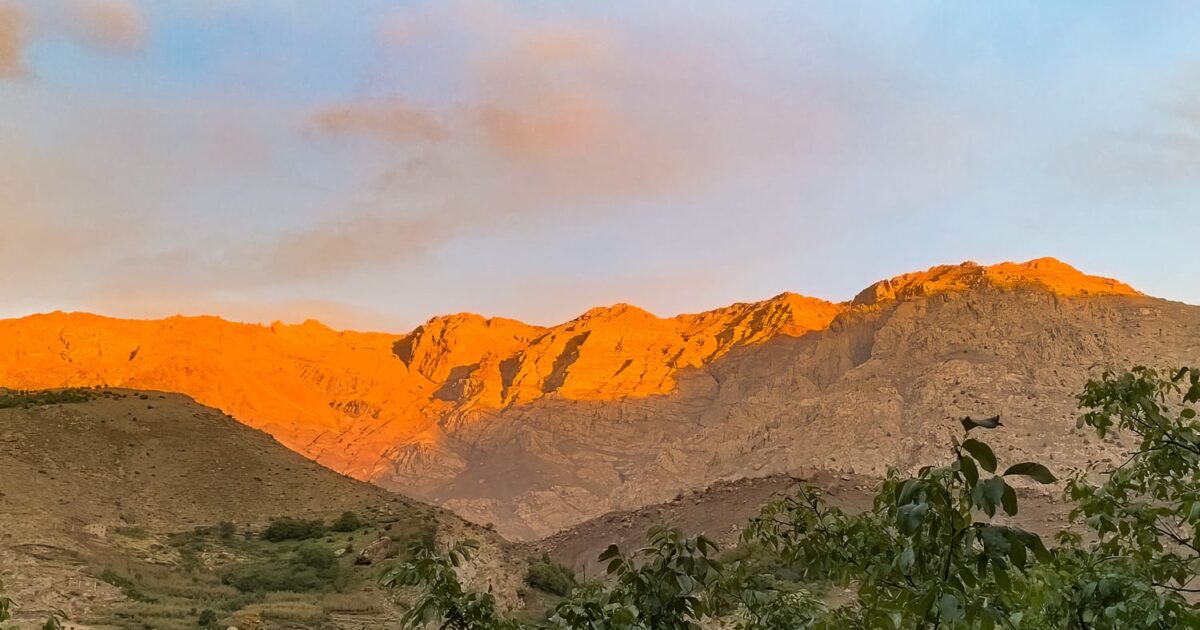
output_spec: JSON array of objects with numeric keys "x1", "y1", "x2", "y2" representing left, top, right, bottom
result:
[
  {"x1": 222, "y1": 545, "x2": 344, "y2": 593},
  {"x1": 197, "y1": 608, "x2": 218, "y2": 628},
  {"x1": 296, "y1": 543, "x2": 336, "y2": 569},
  {"x1": 260, "y1": 517, "x2": 325, "y2": 542},
  {"x1": 217, "y1": 521, "x2": 235, "y2": 539},
  {"x1": 523, "y1": 555, "x2": 576, "y2": 597},
  {"x1": 330, "y1": 511, "x2": 363, "y2": 532}
]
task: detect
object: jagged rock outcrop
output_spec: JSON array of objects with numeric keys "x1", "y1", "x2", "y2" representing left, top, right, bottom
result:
[{"x1": 0, "y1": 258, "x2": 1193, "y2": 539}]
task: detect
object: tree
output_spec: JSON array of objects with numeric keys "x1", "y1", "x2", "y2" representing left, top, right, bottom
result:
[
  {"x1": 383, "y1": 540, "x2": 522, "y2": 630},
  {"x1": 1052, "y1": 366, "x2": 1200, "y2": 628},
  {"x1": 744, "y1": 421, "x2": 1055, "y2": 628},
  {"x1": 547, "y1": 527, "x2": 728, "y2": 630}
]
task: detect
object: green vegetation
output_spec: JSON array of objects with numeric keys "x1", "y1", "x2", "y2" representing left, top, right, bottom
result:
[
  {"x1": 0, "y1": 388, "x2": 93, "y2": 409},
  {"x1": 260, "y1": 516, "x2": 326, "y2": 541},
  {"x1": 223, "y1": 543, "x2": 345, "y2": 593},
  {"x1": 79, "y1": 511, "x2": 439, "y2": 629},
  {"x1": 101, "y1": 568, "x2": 158, "y2": 603},
  {"x1": 331, "y1": 511, "x2": 364, "y2": 532},
  {"x1": 523, "y1": 555, "x2": 576, "y2": 597},
  {"x1": 388, "y1": 366, "x2": 1200, "y2": 629}
]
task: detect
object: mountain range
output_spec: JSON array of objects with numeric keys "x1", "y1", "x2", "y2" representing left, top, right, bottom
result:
[{"x1": 3, "y1": 257, "x2": 1198, "y2": 539}]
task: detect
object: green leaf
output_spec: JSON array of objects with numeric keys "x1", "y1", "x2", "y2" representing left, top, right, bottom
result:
[
  {"x1": 612, "y1": 605, "x2": 637, "y2": 625},
  {"x1": 1001, "y1": 482, "x2": 1018, "y2": 516},
  {"x1": 897, "y1": 502, "x2": 928, "y2": 535},
  {"x1": 898, "y1": 546, "x2": 915, "y2": 575},
  {"x1": 1002, "y1": 462, "x2": 1057, "y2": 484},
  {"x1": 993, "y1": 561, "x2": 1012, "y2": 591},
  {"x1": 598, "y1": 544, "x2": 620, "y2": 561},
  {"x1": 963, "y1": 439, "x2": 997, "y2": 473},
  {"x1": 897, "y1": 479, "x2": 921, "y2": 506},
  {"x1": 938, "y1": 594, "x2": 965, "y2": 623},
  {"x1": 981, "y1": 526, "x2": 1011, "y2": 559},
  {"x1": 1007, "y1": 532, "x2": 1027, "y2": 568},
  {"x1": 959, "y1": 454, "x2": 979, "y2": 487}
]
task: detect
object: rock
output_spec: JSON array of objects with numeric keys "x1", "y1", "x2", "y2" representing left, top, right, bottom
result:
[{"x1": 356, "y1": 537, "x2": 392, "y2": 565}]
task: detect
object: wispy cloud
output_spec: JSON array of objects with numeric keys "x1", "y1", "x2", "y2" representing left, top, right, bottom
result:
[
  {"x1": 314, "y1": 100, "x2": 448, "y2": 143},
  {"x1": 307, "y1": 1, "x2": 845, "y2": 263},
  {"x1": 0, "y1": 2, "x2": 27, "y2": 77},
  {"x1": 0, "y1": 0, "x2": 145, "y2": 81},
  {"x1": 62, "y1": 0, "x2": 145, "y2": 51}
]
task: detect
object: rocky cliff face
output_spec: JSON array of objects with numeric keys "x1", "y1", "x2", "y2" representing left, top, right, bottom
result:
[{"x1": 2, "y1": 258, "x2": 1195, "y2": 539}]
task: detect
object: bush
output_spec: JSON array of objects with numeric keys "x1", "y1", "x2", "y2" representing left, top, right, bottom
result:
[
  {"x1": 296, "y1": 543, "x2": 336, "y2": 569},
  {"x1": 197, "y1": 608, "x2": 218, "y2": 628},
  {"x1": 260, "y1": 517, "x2": 325, "y2": 542},
  {"x1": 523, "y1": 555, "x2": 576, "y2": 597},
  {"x1": 330, "y1": 511, "x2": 362, "y2": 532},
  {"x1": 222, "y1": 545, "x2": 344, "y2": 593},
  {"x1": 217, "y1": 521, "x2": 235, "y2": 539}
]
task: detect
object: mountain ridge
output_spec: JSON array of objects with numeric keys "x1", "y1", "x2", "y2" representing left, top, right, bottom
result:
[{"x1": 0, "y1": 257, "x2": 1184, "y2": 539}]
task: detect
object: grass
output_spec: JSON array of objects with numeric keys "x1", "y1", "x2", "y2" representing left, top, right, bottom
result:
[{"x1": 81, "y1": 513, "x2": 437, "y2": 630}]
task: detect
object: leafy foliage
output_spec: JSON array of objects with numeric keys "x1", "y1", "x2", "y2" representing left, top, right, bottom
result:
[
  {"x1": 382, "y1": 540, "x2": 521, "y2": 630},
  {"x1": 1054, "y1": 366, "x2": 1200, "y2": 627},
  {"x1": 546, "y1": 527, "x2": 727, "y2": 629}
]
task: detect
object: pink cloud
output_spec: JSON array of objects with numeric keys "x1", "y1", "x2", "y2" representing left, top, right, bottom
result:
[
  {"x1": 315, "y1": 100, "x2": 449, "y2": 143},
  {"x1": 64, "y1": 0, "x2": 145, "y2": 51},
  {"x1": 0, "y1": 3, "x2": 27, "y2": 77}
]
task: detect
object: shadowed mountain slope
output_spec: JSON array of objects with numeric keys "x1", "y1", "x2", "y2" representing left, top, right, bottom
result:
[{"x1": 0, "y1": 391, "x2": 523, "y2": 628}]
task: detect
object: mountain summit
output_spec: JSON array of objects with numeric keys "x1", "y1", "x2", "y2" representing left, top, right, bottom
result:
[{"x1": 0, "y1": 258, "x2": 1192, "y2": 538}]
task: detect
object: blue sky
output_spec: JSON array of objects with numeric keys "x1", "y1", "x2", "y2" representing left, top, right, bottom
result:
[{"x1": 2, "y1": 1, "x2": 1198, "y2": 330}]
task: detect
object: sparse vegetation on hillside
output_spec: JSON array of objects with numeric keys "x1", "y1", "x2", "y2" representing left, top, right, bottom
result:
[
  {"x1": 387, "y1": 366, "x2": 1200, "y2": 628},
  {"x1": 261, "y1": 517, "x2": 327, "y2": 542},
  {"x1": 0, "y1": 389, "x2": 510, "y2": 630},
  {"x1": 223, "y1": 543, "x2": 346, "y2": 593},
  {"x1": 0, "y1": 387, "x2": 93, "y2": 409}
]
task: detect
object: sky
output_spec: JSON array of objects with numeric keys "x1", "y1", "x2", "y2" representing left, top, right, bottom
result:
[{"x1": 2, "y1": 1, "x2": 1199, "y2": 331}]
